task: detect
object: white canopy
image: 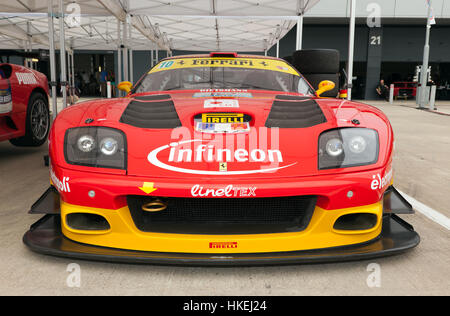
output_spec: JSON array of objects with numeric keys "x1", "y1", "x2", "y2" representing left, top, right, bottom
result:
[
  {"x1": 0, "y1": 0, "x2": 324, "y2": 113},
  {"x1": 0, "y1": 0, "x2": 320, "y2": 52}
]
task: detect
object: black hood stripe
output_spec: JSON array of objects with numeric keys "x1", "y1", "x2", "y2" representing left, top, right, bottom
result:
[
  {"x1": 134, "y1": 94, "x2": 171, "y2": 101},
  {"x1": 275, "y1": 95, "x2": 312, "y2": 101}
]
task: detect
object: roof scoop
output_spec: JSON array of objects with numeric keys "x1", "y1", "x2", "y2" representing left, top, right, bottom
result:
[{"x1": 209, "y1": 52, "x2": 238, "y2": 58}]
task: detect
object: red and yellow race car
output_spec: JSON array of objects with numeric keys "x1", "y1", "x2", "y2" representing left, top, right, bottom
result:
[
  {"x1": 0, "y1": 63, "x2": 50, "y2": 147},
  {"x1": 24, "y1": 52, "x2": 419, "y2": 265}
]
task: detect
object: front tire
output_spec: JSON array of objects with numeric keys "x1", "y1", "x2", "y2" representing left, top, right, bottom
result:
[{"x1": 10, "y1": 92, "x2": 50, "y2": 147}]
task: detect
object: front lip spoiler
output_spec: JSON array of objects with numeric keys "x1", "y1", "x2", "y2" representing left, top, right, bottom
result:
[{"x1": 23, "y1": 214, "x2": 419, "y2": 266}]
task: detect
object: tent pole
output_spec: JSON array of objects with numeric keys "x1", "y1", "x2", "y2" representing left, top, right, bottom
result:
[
  {"x1": 419, "y1": 0, "x2": 433, "y2": 108},
  {"x1": 117, "y1": 19, "x2": 122, "y2": 95},
  {"x1": 26, "y1": 22, "x2": 32, "y2": 69},
  {"x1": 48, "y1": 0, "x2": 58, "y2": 119},
  {"x1": 129, "y1": 48, "x2": 133, "y2": 83},
  {"x1": 151, "y1": 49, "x2": 154, "y2": 67},
  {"x1": 347, "y1": 0, "x2": 356, "y2": 101},
  {"x1": 71, "y1": 46, "x2": 75, "y2": 103},
  {"x1": 296, "y1": 14, "x2": 303, "y2": 50},
  {"x1": 68, "y1": 50, "x2": 74, "y2": 104},
  {"x1": 276, "y1": 39, "x2": 280, "y2": 58},
  {"x1": 129, "y1": 22, "x2": 133, "y2": 83},
  {"x1": 58, "y1": 0, "x2": 67, "y2": 109},
  {"x1": 123, "y1": 19, "x2": 128, "y2": 82}
]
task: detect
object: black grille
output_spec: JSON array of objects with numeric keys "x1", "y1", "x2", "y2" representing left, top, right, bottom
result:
[
  {"x1": 127, "y1": 196, "x2": 316, "y2": 235},
  {"x1": 265, "y1": 98, "x2": 326, "y2": 128},
  {"x1": 120, "y1": 96, "x2": 182, "y2": 129}
]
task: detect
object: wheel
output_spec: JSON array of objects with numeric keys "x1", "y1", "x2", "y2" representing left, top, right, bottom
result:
[
  {"x1": 303, "y1": 73, "x2": 340, "y2": 98},
  {"x1": 292, "y1": 49, "x2": 340, "y2": 74},
  {"x1": 10, "y1": 92, "x2": 50, "y2": 147}
]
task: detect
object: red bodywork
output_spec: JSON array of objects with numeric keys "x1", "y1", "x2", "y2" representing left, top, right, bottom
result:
[
  {"x1": 49, "y1": 75, "x2": 394, "y2": 212},
  {"x1": 0, "y1": 64, "x2": 49, "y2": 142},
  {"x1": 24, "y1": 54, "x2": 420, "y2": 265}
]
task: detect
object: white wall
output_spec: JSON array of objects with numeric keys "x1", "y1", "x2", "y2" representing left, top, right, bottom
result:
[{"x1": 306, "y1": 0, "x2": 450, "y2": 18}]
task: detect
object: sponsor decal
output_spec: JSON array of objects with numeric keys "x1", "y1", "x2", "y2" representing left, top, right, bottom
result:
[
  {"x1": 193, "y1": 59, "x2": 253, "y2": 66},
  {"x1": 204, "y1": 99, "x2": 239, "y2": 108},
  {"x1": 371, "y1": 168, "x2": 393, "y2": 190},
  {"x1": 191, "y1": 184, "x2": 257, "y2": 198},
  {"x1": 201, "y1": 89, "x2": 248, "y2": 92},
  {"x1": 195, "y1": 111, "x2": 250, "y2": 133},
  {"x1": 195, "y1": 89, "x2": 252, "y2": 98},
  {"x1": 195, "y1": 122, "x2": 216, "y2": 133},
  {"x1": 148, "y1": 139, "x2": 296, "y2": 175},
  {"x1": 50, "y1": 166, "x2": 71, "y2": 193},
  {"x1": 209, "y1": 242, "x2": 238, "y2": 249},
  {"x1": 167, "y1": 141, "x2": 282, "y2": 163},
  {"x1": 219, "y1": 162, "x2": 227, "y2": 172},
  {"x1": 202, "y1": 113, "x2": 244, "y2": 123},
  {"x1": 16, "y1": 72, "x2": 38, "y2": 85},
  {"x1": 194, "y1": 92, "x2": 253, "y2": 98}
]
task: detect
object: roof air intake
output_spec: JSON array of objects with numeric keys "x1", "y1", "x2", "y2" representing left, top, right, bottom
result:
[{"x1": 209, "y1": 52, "x2": 238, "y2": 58}]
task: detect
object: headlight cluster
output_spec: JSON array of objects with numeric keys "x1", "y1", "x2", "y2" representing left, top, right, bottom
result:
[
  {"x1": 65, "y1": 127, "x2": 127, "y2": 169},
  {"x1": 319, "y1": 128, "x2": 379, "y2": 170}
]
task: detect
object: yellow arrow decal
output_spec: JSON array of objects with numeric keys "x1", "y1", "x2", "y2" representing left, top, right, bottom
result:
[{"x1": 139, "y1": 182, "x2": 158, "y2": 194}]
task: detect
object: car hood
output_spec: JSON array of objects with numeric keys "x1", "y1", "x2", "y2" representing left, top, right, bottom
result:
[{"x1": 62, "y1": 90, "x2": 392, "y2": 180}]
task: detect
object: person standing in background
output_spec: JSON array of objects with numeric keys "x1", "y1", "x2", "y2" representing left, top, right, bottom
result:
[
  {"x1": 100, "y1": 68, "x2": 108, "y2": 98},
  {"x1": 376, "y1": 79, "x2": 389, "y2": 101}
]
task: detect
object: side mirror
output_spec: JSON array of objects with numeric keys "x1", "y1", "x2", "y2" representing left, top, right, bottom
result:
[
  {"x1": 316, "y1": 80, "x2": 336, "y2": 97},
  {"x1": 118, "y1": 81, "x2": 133, "y2": 94}
]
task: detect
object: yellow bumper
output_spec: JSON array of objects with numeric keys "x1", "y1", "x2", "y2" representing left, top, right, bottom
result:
[{"x1": 61, "y1": 200, "x2": 383, "y2": 254}]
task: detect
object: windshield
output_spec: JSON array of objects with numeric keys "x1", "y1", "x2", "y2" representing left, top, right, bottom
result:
[{"x1": 132, "y1": 57, "x2": 315, "y2": 95}]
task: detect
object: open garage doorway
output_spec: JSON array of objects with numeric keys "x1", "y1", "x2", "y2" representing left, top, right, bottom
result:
[
  {"x1": 381, "y1": 62, "x2": 450, "y2": 101},
  {"x1": 73, "y1": 52, "x2": 116, "y2": 98}
]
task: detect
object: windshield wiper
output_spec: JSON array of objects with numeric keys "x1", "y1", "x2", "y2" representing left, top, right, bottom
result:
[{"x1": 163, "y1": 86, "x2": 183, "y2": 91}]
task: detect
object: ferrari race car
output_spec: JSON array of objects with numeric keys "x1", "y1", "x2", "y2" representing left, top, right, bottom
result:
[
  {"x1": 24, "y1": 52, "x2": 419, "y2": 265},
  {"x1": 0, "y1": 63, "x2": 50, "y2": 147}
]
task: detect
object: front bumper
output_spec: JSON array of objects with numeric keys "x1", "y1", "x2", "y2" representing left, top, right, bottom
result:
[
  {"x1": 24, "y1": 186, "x2": 419, "y2": 265},
  {"x1": 24, "y1": 213, "x2": 419, "y2": 266}
]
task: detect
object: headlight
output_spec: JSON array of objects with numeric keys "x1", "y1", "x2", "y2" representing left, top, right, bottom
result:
[
  {"x1": 348, "y1": 136, "x2": 367, "y2": 154},
  {"x1": 319, "y1": 128, "x2": 379, "y2": 170},
  {"x1": 325, "y1": 138, "x2": 344, "y2": 157},
  {"x1": 100, "y1": 137, "x2": 119, "y2": 156},
  {"x1": 77, "y1": 135, "x2": 96, "y2": 153},
  {"x1": 65, "y1": 127, "x2": 127, "y2": 169}
]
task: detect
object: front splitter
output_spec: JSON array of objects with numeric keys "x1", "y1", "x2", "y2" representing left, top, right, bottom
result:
[{"x1": 23, "y1": 214, "x2": 419, "y2": 266}]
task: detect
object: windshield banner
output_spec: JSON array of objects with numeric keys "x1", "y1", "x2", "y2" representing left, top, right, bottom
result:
[{"x1": 150, "y1": 58, "x2": 299, "y2": 76}]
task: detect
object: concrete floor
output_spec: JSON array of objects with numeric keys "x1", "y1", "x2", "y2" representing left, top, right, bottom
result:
[{"x1": 0, "y1": 100, "x2": 449, "y2": 296}]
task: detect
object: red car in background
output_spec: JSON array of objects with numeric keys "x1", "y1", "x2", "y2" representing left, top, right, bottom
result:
[
  {"x1": 393, "y1": 82, "x2": 417, "y2": 100},
  {"x1": 0, "y1": 63, "x2": 50, "y2": 147}
]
